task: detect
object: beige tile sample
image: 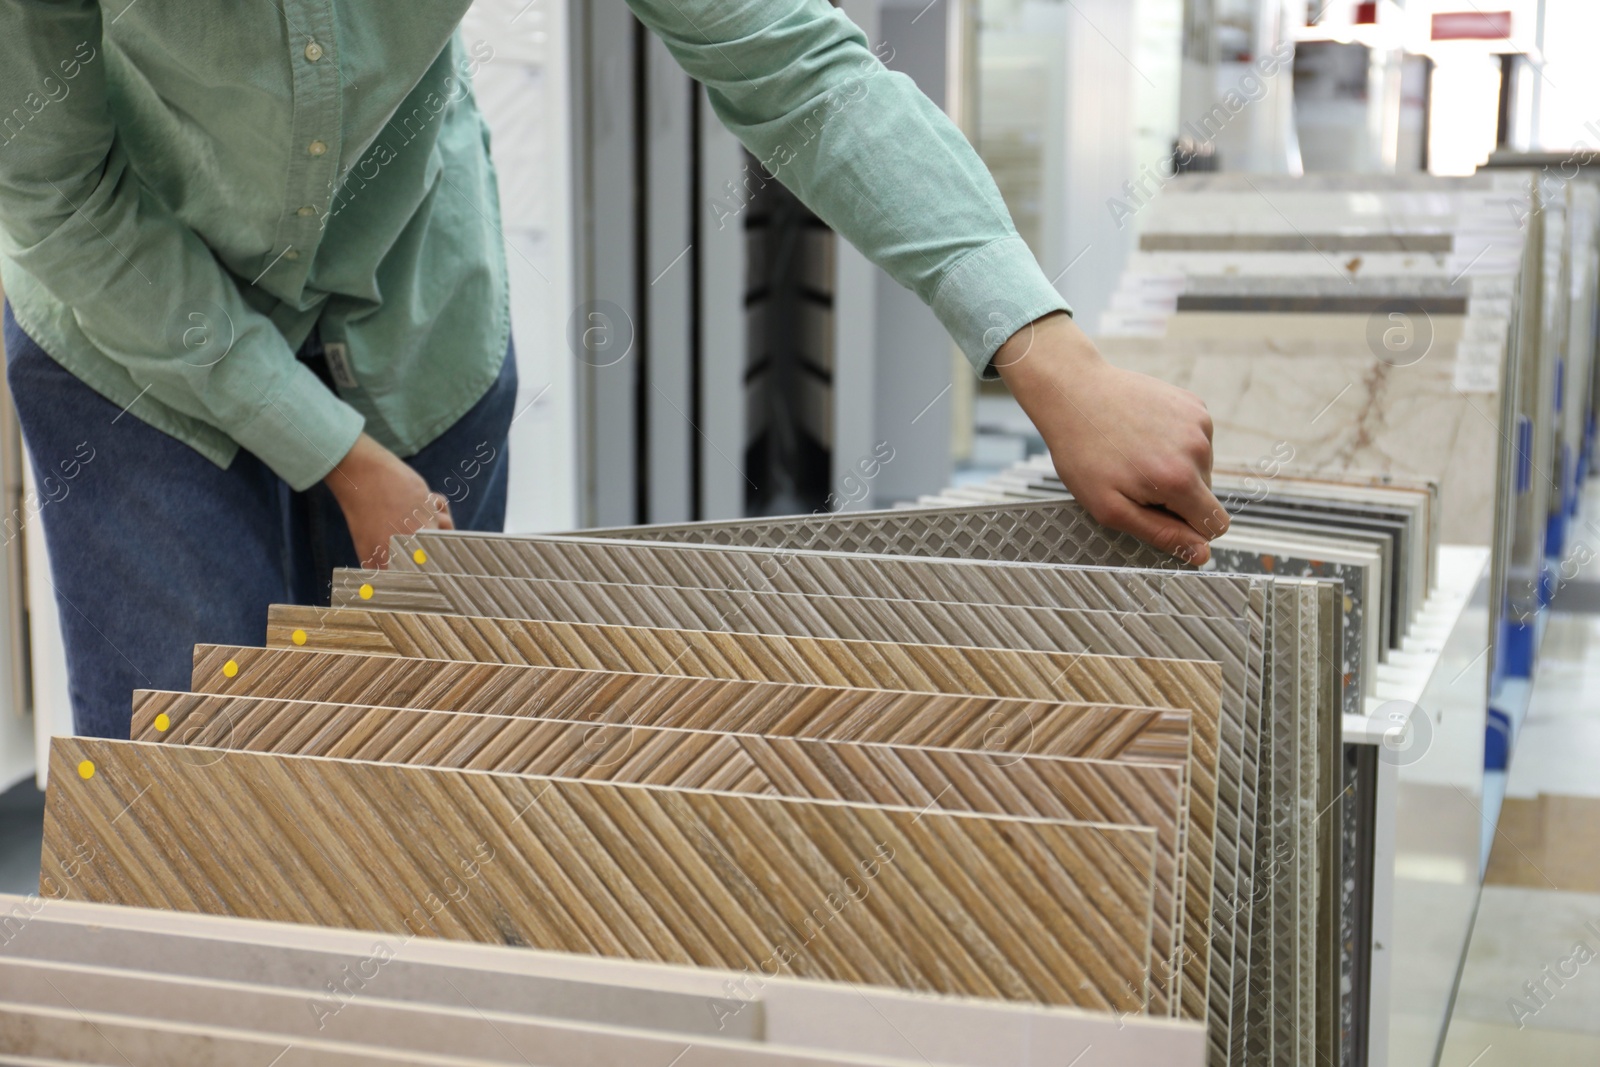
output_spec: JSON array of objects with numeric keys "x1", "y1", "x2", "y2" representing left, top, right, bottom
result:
[
  {"x1": 131, "y1": 691, "x2": 1191, "y2": 1015},
  {"x1": 43, "y1": 738, "x2": 1159, "y2": 1013}
]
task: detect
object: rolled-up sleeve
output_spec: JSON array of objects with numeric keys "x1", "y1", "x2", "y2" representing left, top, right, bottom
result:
[
  {"x1": 626, "y1": 0, "x2": 1070, "y2": 377},
  {"x1": 0, "y1": 3, "x2": 363, "y2": 489}
]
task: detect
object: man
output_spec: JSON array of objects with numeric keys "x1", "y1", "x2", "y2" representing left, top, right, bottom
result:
[{"x1": 0, "y1": 0, "x2": 1224, "y2": 740}]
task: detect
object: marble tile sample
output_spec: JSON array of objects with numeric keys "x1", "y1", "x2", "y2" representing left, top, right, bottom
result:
[
  {"x1": 44, "y1": 738, "x2": 1160, "y2": 1012},
  {"x1": 198, "y1": 633, "x2": 1224, "y2": 1024},
  {"x1": 130, "y1": 694, "x2": 1191, "y2": 1015}
]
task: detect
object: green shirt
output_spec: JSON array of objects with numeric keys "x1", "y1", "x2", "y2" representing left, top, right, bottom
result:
[{"x1": 0, "y1": 0, "x2": 1067, "y2": 491}]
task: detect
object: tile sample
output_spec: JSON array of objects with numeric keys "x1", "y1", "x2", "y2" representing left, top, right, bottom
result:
[
  {"x1": 1209, "y1": 543, "x2": 1367, "y2": 715},
  {"x1": 381, "y1": 533, "x2": 1251, "y2": 620},
  {"x1": 0, "y1": 1002, "x2": 524, "y2": 1067},
  {"x1": 1094, "y1": 337, "x2": 1499, "y2": 545},
  {"x1": 131, "y1": 693, "x2": 1191, "y2": 1014},
  {"x1": 575, "y1": 498, "x2": 1180, "y2": 570},
  {"x1": 44, "y1": 738, "x2": 1160, "y2": 1012}
]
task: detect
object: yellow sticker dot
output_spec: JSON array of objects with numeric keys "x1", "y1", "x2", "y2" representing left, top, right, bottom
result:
[
  {"x1": 77, "y1": 760, "x2": 94, "y2": 780},
  {"x1": 412, "y1": 549, "x2": 427, "y2": 565},
  {"x1": 153, "y1": 713, "x2": 171, "y2": 732},
  {"x1": 359, "y1": 583, "x2": 374, "y2": 600},
  {"x1": 222, "y1": 659, "x2": 239, "y2": 678},
  {"x1": 291, "y1": 629, "x2": 308, "y2": 646}
]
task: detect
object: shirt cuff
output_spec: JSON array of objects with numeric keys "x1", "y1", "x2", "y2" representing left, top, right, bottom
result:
[
  {"x1": 230, "y1": 360, "x2": 367, "y2": 491},
  {"x1": 929, "y1": 236, "x2": 1073, "y2": 380}
]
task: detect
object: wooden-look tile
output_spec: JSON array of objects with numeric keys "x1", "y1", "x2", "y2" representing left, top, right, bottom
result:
[
  {"x1": 44, "y1": 738, "x2": 1159, "y2": 1013},
  {"x1": 131, "y1": 691, "x2": 1191, "y2": 1015},
  {"x1": 249, "y1": 613, "x2": 1226, "y2": 1023}
]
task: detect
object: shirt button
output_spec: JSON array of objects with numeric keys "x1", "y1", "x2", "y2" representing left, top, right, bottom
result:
[
  {"x1": 308, "y1": 140, "x2": 328, "y2": 156},
  {"x1": 296, "y1": 205, "x2": 316, "y2": 217},
  {"x1": 304, "y1": 40, "x2": 324, "y2": 62},
  {"x1": 283, "y1": 249, "x2": 301, "y2": 260}
]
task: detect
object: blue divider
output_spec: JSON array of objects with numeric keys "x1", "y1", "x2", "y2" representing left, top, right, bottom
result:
[{"x1": 1485, "y1": 707, "x2": 1512, "y2": 771}]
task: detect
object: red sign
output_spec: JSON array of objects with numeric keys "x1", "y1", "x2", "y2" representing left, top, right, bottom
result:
[{"x1": 1431, "y1": 11, "x2": 1512, "y2": 40}]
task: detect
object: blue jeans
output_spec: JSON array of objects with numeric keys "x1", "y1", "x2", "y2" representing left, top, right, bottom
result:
[{"x1": 3, "y1": 303, "x2": 516, "y2": 739}]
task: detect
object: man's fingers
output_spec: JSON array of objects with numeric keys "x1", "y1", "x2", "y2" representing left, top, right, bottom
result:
[
  {"x1": 1096, "y1": 494, "x2": 1213, "y2": 565},
  {"x1": 428, "y1": 492, "x2": 455, "y2": 530},
  {"x1": 1159, "y1": 475, "x2": 1230, "y2": 543}
]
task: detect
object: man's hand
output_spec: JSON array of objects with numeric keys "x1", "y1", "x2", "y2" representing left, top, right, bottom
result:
[
  {"x1": 995, "y1": 312, "x2": 1228, "y2": 564},
  {"x1": 325, "y1": 432, "x2": 452, "y2": 569}
]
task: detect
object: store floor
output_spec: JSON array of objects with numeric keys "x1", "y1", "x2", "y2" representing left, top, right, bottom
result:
[{"x1": 1438, "y1": 606, "x2": 1600, "y2": 1066}]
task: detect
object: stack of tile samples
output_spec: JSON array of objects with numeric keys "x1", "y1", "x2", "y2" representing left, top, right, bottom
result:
[
  {"x1": 30, "y1": 496, "x2": 1346, "y2": 1067},
  {"x1": 923, "y1": 453, "x2": 1446, "y2": 1067},
  {"x1": 0, "y1": 892, "x2": 1207, "y2": 1064}
]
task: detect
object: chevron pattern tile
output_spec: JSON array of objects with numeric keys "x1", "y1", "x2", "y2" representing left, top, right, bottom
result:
[
  {"x1": 129, "y1": 692, "x2": 1191, "y2": 1014},
  {"x1": 262, "y1": 604, "x2": 1222, "y2": 1023},
  {"x1": 43, "y1": 738, "x2": 1160, "y2": 1012}
]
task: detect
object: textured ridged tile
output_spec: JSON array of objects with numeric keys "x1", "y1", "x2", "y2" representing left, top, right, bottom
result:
[
  {"x1": 1297, "y1": 585, "x2": 1322, "y2": 1067},
  {"x1": 193, "y1": 635, "x2": 1222, "y2": 1021},
  {"x1": 130, "y1": 692, "x2": 1189, "y2": 1014},
  {"x1": 1314, "y1": 583, "x2": 1343, "y2": 1067},
  {"x1": 44, "y1": 738, "x2": 1159, "y2": 1013},
  {"x1": 573, "y1": 499, "x2": 1180, "y2": 571},
  {"x1": 383, "y1": 532, "x2": 1251, "y2": 617}
]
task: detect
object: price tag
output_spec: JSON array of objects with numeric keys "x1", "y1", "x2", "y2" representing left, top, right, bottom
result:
[{"x1": 1453, "y1": 340, "x2": 1502, "y2": 393}]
